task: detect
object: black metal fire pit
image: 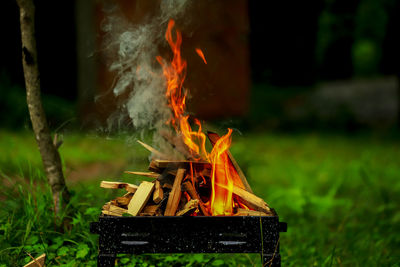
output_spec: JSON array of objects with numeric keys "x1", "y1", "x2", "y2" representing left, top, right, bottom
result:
[{"x1": 90, "y1": 215, "x2": 287, "y2": 266}]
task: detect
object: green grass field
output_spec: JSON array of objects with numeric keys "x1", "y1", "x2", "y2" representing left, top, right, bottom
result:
[{"x1": 0, "y1": 130, "x2": 399, "y2": 266}]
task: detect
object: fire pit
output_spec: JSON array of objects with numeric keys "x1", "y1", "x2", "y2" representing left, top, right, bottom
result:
[
  {"x1": 90, "y1": 216, "x2": 287, "y2": 266},
  {"x1": 90, "y1": 18, "x2": 287, "y2": 266}
]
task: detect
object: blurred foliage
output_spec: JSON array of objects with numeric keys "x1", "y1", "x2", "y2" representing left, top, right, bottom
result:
[
  {"x1": 0, "y1": 73, "x2": 76, "y2": 130},
  {"x1": 315, "y1": 0, "x2": 397, "y2": 79}
]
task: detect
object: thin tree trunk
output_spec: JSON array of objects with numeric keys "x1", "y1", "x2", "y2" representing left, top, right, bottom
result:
[{"x1": 16, "y1": 0, "x2": 70, "y2": 217}]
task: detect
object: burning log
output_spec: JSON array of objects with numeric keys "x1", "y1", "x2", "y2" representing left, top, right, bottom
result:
[
  {"x1": 164, "y1": 168, "x2": 186, "y2": 216},
  {"x1": 127, "y1": 181, "x2": 155, "y2": 216},
  {"x1": 181, "y1": 181, "x2": 210, "y2": 216},
  {"x1": 176, "y1": 199, "x2": 199, "y2": 216},
  {"x1": 231, "y1": 186, "x2": 273, "y2": 215},
  {"x1": 207, "y1": 131, "x2": 253, "y2": 193}
]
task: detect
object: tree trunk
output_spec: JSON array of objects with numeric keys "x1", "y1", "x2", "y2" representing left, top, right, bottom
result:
[{"x1": 16, "y1": 0, "x2": 70, "y2": 217}]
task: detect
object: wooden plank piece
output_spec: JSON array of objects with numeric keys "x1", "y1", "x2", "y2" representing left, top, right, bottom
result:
[
  {"x1": 234, "y1": 208, "x2": 269, "y2": 216},
  {"x1": 100, "y1": 181, "x2": 126, "y2": 189},
  {"x1": 137, "y1": 140, "x2": 169, "y2": 159},
  {"x1": 176, "y1": 199, "x2": 199, "y2": 216},
  {"x1": 100, "y1": 181, "x2": 138, "y2": 193},
  {"x1": 124, "y1": 171, "x2": 159, "y2": 178},
  {"x1": 232, "y1": 185, "x2": 272, "y2": 214},
  {"x1": 23, "y1": 253, "x2": 45, "y2": 267},
  {"x1": 153, "y1": 180, "x2": 163, "y2": 204},
  {"x1": 102, "y1": 202, "x2": 128, "y2": 216},
  {"x1": 140, "y1": 204, "x2": 159, "y2": 216},
  {"x1": 113, "y1": 193, "x2": 134, "y2": 207},
  {"x1": 164, "y1": 168, "x2": 186, "y2": 216},
  {"x1": 127, "y1": 181, "x2": 155, "y2": 216}
]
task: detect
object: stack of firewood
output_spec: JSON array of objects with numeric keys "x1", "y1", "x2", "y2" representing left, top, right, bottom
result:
[{"x1": 100, "y1": 134, "x2": 274, "y2": 217}]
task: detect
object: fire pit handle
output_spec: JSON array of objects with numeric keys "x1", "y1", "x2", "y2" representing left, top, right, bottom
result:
[{"x1": 278, "y1": 222, "x2": 287, "y2": 232}]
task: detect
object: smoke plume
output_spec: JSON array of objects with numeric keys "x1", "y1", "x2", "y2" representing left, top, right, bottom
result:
[{"x1": 103, "y1": 0, "x2": 191, "y2": 155}]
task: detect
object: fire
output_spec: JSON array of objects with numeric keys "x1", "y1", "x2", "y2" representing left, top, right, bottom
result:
[
  {"x1": 195, "y1": 48, "x2": 207, "y2": 64},
  {"x1": 157, "y1": 19, "x2": 247, "y2": 215}
]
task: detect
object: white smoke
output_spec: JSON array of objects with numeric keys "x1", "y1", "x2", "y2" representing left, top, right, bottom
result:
[{"x1": 103, "y1": 0, "x2": 191, "y2": 156}]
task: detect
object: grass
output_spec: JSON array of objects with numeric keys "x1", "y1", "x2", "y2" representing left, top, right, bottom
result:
[{"x1": 0, "y1": 129, "x2": 399, "y2": 266}]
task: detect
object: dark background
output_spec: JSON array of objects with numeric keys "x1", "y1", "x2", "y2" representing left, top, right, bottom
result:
[{"x1": 1, "y1": 0, "x2": 399, "y2": 131}]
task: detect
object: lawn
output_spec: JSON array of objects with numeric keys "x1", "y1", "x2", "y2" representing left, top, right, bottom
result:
[{"x1": 0, "y1": 129, "x2": 399, "y2": 266}]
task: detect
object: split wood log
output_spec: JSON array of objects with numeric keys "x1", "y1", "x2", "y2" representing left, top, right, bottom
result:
[
  {"x1": 231, "y1": 186, "x2": 272, "y2": 214},
  {"x1": 164, "y1": 168, "x2": 186, "y2": 216},
  {"x1": 153, "y1": 180, "x2": 163, "y2": 204},
  {"x1": 137, "y1": 140, "x2": 169, "y2": 159},
  {"x1": 140, "y1": 204, "x2": 159, "y2": 216},
  {"x1": 234, "y1": 208, "x2": 269, "y2": 216},
  {"x1": 23, "y1": 253, "x2": 45, "y2": 267},
  {"x1": 102, "y1": 203, "x2": 128, "y2": 216},
  {"x1": 207, "y1": 131, "x2": 253, "y2": 193},
  {"x1": 176, "y1": 199, "x2": 199, "y2": 216},
  {"x1": 100, "y1": 181, "x2": 138, "y2": 193},
  {"x1": 162, "y1": 183, "x2": 173, "y2": 190},
  {"x1": 127, "y1": 181, "x2": 155, "y2": 216},
  {"x1": 113, "y1": 193, "x2": 134, "y2": 207},
  {"x1": 181, "y1": 181, "x2": 210, "y2": 216},
  {"x1": 148, "y1": 160, "x2": 162, "y2": 173},
  {"x1": 124, "y1": 171, "x2": 159, "y2": 178}
]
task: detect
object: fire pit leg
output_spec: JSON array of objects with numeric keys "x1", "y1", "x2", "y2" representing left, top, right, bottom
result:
[
  {"x1": 98, "y1": 253, "x2": 116, "y2": 267},
  {"x1": 262, "y1": 254, "x2": 281, "y2": 267}
]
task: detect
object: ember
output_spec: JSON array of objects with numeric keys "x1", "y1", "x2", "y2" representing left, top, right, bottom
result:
[{"x1": 100, "y1": 19, "x2": 273, "y2": 218}]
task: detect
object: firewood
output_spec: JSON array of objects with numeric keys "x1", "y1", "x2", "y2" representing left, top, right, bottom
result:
[
  {"x1": 164, "y1": 168, "x2": 186, "y2": 216},
  {"x1": 140, "y1": 204, "x2": 159, "y2": 216},
  {"x1": 100, "y1": 181, "x2": 138, "y2": 193},
  {"x1": 176, "y1": 199, "x2": 199, "y2": 216},
  {"x1": 153, "y1": 180, "x2": 163, "y2": 204},
  {"x1": 148, "y1": 160, "x2": 162, "y2": 173},
  {"x1": 102, "y1": 203, "x2": 128, "y2": 216},
  {"x1": 23, "y1": 253, "x2": 45, "y2": 267},
  {"x1": 159, "y1": 130, "x2": 197, "y2": 160},
  {"x1": 181, "y1": 181, "x2": 210, "y2": 216},
  {"x1": 113, "y1": 193, "x2": 134, "y2": 207},
  {"x1": 127, "y1": 181, "x2": 155, "y2": 216},
  {"x1": 207, "y1": 131, "x2": 253, "y2": 193},
  {"x1": 124, "y1": 171, "x2": 159, "y2": 178},
  {"x1": 137, "y1": 140, "x2": 169, "y2": 159},
  {"x1": 231, "y1": 186, "x2": 272, "y2": 214},
  {"x1": 154, "y1": 159, "x2": 210, "y2": 169},
  {"x1": 234, "y1": 208, "x2": 269, "y2": 216},
  {"x1": 162, "y1": 183, "x2": 173, "y2": 190}
]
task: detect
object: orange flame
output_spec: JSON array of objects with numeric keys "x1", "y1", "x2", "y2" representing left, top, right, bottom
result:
[
  {"x1": 157, "y1": 19, "x2": 247, "y2": 215},
  {"x1": 195, "y1": 48, "x2": 207, "y2": 64}
]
